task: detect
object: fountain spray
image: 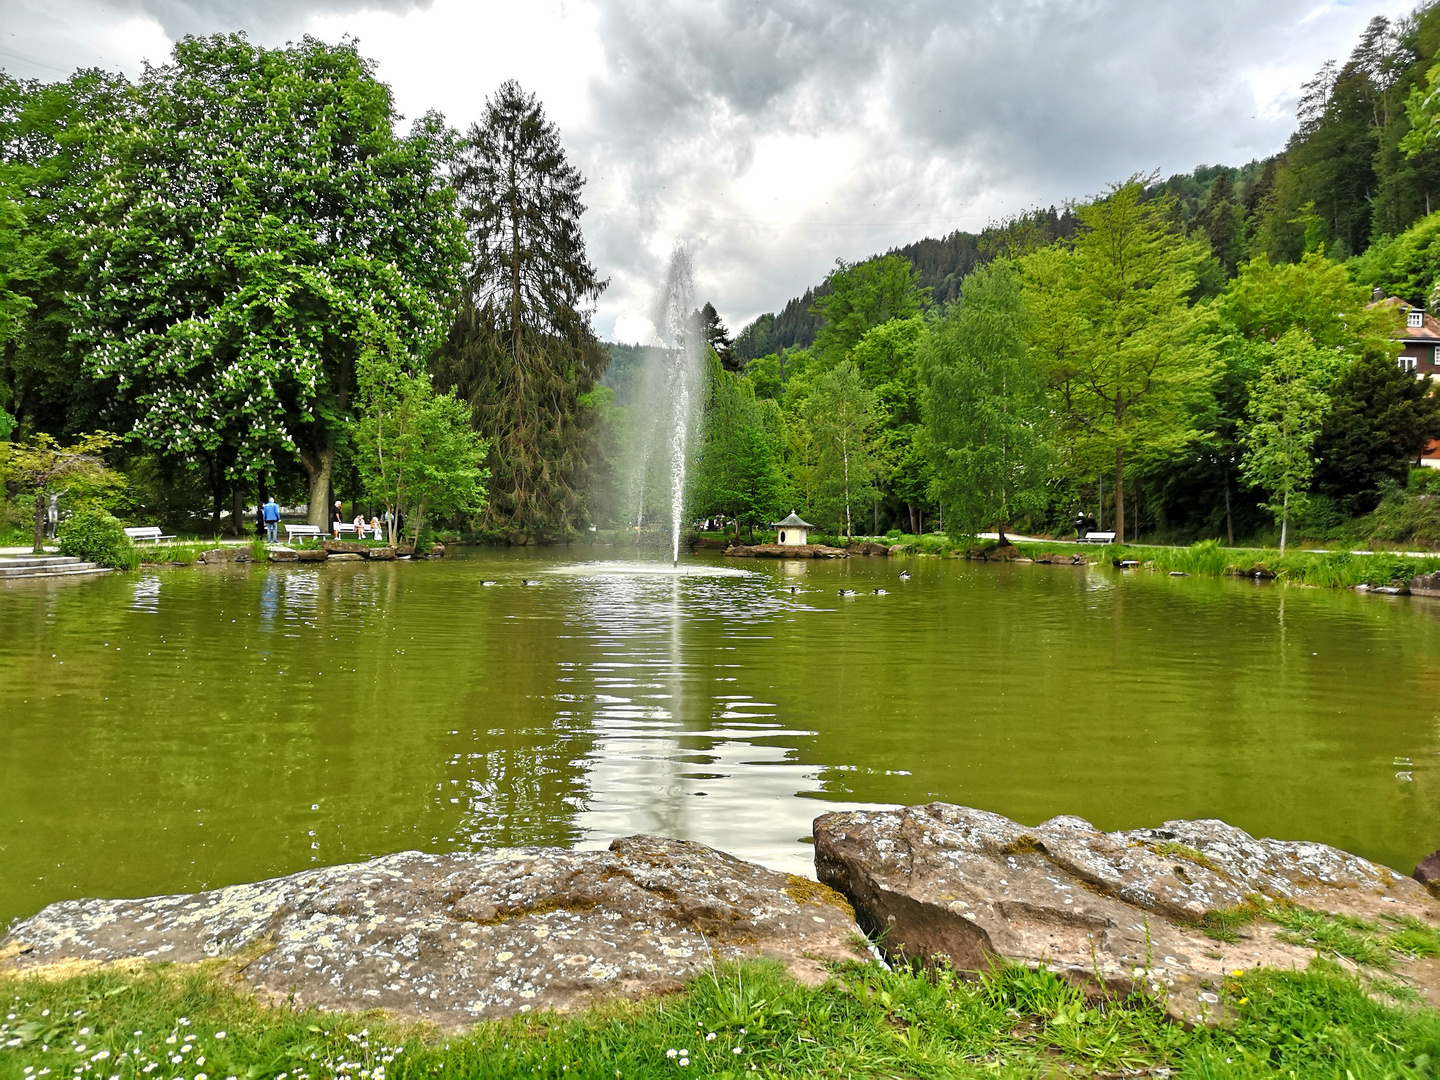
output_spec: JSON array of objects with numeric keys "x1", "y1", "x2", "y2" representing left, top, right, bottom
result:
[{"x1": 653, "y1": 248, "x2": 702, "y2": 567}]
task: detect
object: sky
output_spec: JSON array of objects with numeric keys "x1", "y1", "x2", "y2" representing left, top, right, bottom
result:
[{"x1": 0, "y1": 0, "x2": 1409, "y2": 343}]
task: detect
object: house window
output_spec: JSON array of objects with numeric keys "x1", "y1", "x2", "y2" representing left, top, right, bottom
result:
[
  {"x1": 1402, "y1": 354, "x2": 1419, "y2": 372},
  {"x1": 1434, "y1": 345, "x2": 1440, "y2": 365},
  {"x1": 1409, "y1": 310, "x2": 1425, "y2": 328},
  {"x1": 779, "y1": 531, "x2": 787, "y2": 544}
]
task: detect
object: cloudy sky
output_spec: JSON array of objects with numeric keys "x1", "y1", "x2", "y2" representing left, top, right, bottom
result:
[{"x1": 1, "y1": 0, "x2": 1406, "y2": 342}]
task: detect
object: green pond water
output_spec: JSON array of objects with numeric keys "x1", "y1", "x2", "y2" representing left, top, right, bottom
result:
[{"x1": 2, "y1": 549, "x2": 1438, "y2": 928}]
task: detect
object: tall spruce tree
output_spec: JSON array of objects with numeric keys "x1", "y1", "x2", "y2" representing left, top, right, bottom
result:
[
  {"x1": 437, "y1": 80, "x2": 607, "y2": 541},
  {"x1": 1312, "y1": 348, "x2": 1440, "y2": 512}
]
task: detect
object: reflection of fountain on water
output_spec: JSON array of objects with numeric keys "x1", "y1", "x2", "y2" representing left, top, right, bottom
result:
[
  {"x1": 546, "y1": 561, "x2": 749, "y2": 579},
  {"x1": 129, "y1": 575, "x2": 161, "y2": 614},
  {"x1": 627, "y1": 247, "x2": 705, "y2": 566},
  {"x1": 554, "y1": 565, "x2": 877, "y2": 875}
]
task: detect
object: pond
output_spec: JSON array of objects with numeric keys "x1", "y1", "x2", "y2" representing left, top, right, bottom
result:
[{"x1": 2, "y1": 549, "x2": 1438, "y2": 927}]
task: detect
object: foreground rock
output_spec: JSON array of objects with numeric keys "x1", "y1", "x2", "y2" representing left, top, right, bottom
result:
[
  {"x1": 726, "y1": 543, "x2": 849, "y2": 559},
  {"x1": 1417, "y1": 849, "x2": 1440, "y2": 897},
  {"x1": 815, "y1": 804, "x2": 1440, "y2": 1023},
  {"x1": 0, "y1": 837, "x2": 861, "y2": 1028}
]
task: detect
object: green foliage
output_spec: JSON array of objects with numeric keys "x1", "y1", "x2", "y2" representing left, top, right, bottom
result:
[
  {"x1": 0, "y1": 430, "x2": 124, "y2": 551},
  {"x1": 851, "y1": 317, "x2": 929, "y2": 528},
  {"x1": 1221, "y1": 251, "x2": 1399, "y2": 352},
  {"x1": 56, "y1": 508, "x2": 136, "y2": 569},
  {"x1": 801, "y1": 361, "x2": 878, "y2": 538},
  {"x1": 1313, "y1": 349, "x2": 1440, "y2": 513},
  {"x1": 437, "y1": 81, "x2": 607, "y2": 541},
  {"x1": 1349, "y1": 210, "x2": 1440, "y2": 305},
  {"x1": 354, "y1": 324, "x2": 489, "y2": 544},
  {"x1": 0, "y1": 68, "x2": 131, "y2": 438},
  {"x1": 1240, "y1": 329, "x2": 1336, "y2": 553},
  {"x1": 1024, "y1": 182, "x2": 1217, "y2": 543},
  {"x1": 811, "y1": 254, "x2": 928, "y2": 366},
  {"x1": 1369, "y1": 483, "x2": 1440, "y2": 547},
  {"x1": 72, "y1": 35, "x2": 463, "y2": 527},
  {"x1": 690, "y1": 354, "x2": 783, "y2": 535},
  {"x1": 918, "y1": 259, "x2": 1051, "y2": 539}
]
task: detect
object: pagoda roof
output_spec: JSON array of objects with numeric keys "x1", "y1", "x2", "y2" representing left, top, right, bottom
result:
[{"x1": 771, "y1": 511, "x2": 814, "y2": 528}]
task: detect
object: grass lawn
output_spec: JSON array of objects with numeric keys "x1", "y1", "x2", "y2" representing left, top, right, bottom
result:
[{"x1": 2, "y1": 957, "x2": 1438, "y2": 1079}]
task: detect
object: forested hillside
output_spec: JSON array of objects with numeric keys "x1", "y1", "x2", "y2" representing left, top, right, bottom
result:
[
  {"x1": 734, "y1": 7, "x2": 1440, "y2": 360},
  {"x1": 684, "y1": 2, "x2": 1440, "y2": 548}
]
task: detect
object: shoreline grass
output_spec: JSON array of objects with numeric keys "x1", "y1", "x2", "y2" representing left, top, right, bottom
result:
[
  {"x1": 1005, "y1": 538, "x2": 1440, "y2": 589},
  {"x1": 2, "y1": 957, "x2": 1438, "y2": 1078}
]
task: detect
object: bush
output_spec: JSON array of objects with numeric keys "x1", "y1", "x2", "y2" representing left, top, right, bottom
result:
[{"x1": 57, "y1": 509, "x2": 137, "y2": 569}]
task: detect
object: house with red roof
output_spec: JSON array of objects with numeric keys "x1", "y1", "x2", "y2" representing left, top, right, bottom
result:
[{"x1": 1370, "y1": 289, "x2": 1440, "y2": 378}]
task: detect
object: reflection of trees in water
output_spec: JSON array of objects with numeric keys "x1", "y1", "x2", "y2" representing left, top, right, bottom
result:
[{"x1": 7, "y1": 560, "x2": 1440, "y2": 922}]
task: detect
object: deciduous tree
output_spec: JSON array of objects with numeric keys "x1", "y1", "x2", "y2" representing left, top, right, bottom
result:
[
  {"x1": 74, "y1": 35, "x2": 462, "y2": 528},
  {"x1": 353, "y1": 322, "x2": 489, "y2": 545},
  {"x1": 1240, "y1": 329, "x2": 1335, "y2": 553},
  {"x1": 802, "y1": 361, "x2": 877, "y2": 538},
  {"x1": 918, "y1": 260, "x2": 1051, "y2": 542},
  {"x1": 0, "y1": 430, "x2": 122, "y2": 551},
  {"x1": 1023, "y1": 182, "x2": 1216, "y2": 543},
  {"x1": 690, "y1": 353, "x2": 782, "y2": 536},
  {"x1": 811, "y1": 255, "x2": 927, "y2": 366}
]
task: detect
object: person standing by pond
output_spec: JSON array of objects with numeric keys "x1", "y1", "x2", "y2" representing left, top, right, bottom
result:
[{"x1": 262, "y1": 497, "x2": 281, "y2": 543}]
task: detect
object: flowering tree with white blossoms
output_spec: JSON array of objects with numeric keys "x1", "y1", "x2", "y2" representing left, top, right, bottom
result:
[{"x1": 75, "y1": 34, "x2": 465, "y2": 526}]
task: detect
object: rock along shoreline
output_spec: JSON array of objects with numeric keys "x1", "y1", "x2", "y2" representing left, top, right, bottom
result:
[{"x1": 3, "y1": 806, "x2": 1438, "y2": 1029}]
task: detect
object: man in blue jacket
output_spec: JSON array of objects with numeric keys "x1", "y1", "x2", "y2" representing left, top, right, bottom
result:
[{"x1": 262, "y1": 497, "x2": 281, "y2": 543}]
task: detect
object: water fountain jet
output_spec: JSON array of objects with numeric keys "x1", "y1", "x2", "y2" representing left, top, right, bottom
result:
[{"x1": 628, "y1": 247, "x2": 704, "y2": 566}]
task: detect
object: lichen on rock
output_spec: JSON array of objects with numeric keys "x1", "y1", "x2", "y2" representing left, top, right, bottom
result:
[
  {"x1": 1, "y1": 836, "x2": 861, "y2": 1028},
  {"x1": 814, "y1": 803, "x2": 1440, "y2": 1024}
]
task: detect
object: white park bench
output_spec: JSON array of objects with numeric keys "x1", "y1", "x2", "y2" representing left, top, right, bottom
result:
[
  {"x1": 124, "y1": 526, "x2": 176, "y2": 543},
  {"x1": 332, "y1": 522, "x2": 359, "y2": 538},
  {"x1": 284, "y1": 524, "x2": 324, "y2": 544},
  {"x1": 1078, "y1": 530, "x2": 1117, "y2": 544}
]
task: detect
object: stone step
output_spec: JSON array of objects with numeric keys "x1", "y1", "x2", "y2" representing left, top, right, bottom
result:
[
  {"x1": 0, "y1": 562, "x2": 109, "y2": 581},
  {"x1": 0, "y1": 555, "x2": 82, "y2": 570}
]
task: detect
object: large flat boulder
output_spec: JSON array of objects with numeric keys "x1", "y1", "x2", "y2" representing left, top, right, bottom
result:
[
  {"x1": 197, "y1": 548, "x2": 253, "y2": 564},
  {"x1": 322, "y1": 540, "x2": 371, "y2": 554},
  {"x1": 0, "y1": 837, "x2": 861, "y2": 1028},
  {"x1": 814, "y1": 804, "x2": 1440, "y2": 1024},
  {"x1": 726, "y1": 544, "x2": 848, "y2": 559},
  {"x1": 1410, "y1": 571, "x2": 1440, "y2": 598}
]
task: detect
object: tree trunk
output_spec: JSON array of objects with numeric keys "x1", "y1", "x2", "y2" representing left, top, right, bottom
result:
[
  {"x1": 230, "y1": 484, "x2": 245, "y2": 537},
  {"x1": 299, "y1": 441, "x2": 336, "y2": 528},
  {"x1": 1113, "y1": 447, "x2": 1126, "y2": 545},
  {"x1": 1279, "y1": 491, "x2": 1289, "y2": 556},
  {"x1": 1224, "y1": 470, "x2": 1234, "y2": 546},
  {"x1": 32, "y1": 492, "x2": 46, "y2": 553}
]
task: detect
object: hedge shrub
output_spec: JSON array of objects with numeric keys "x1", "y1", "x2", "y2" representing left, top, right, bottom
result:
[{"x1": 57, "y1": 509, "x2": 136, "y2": 569}]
